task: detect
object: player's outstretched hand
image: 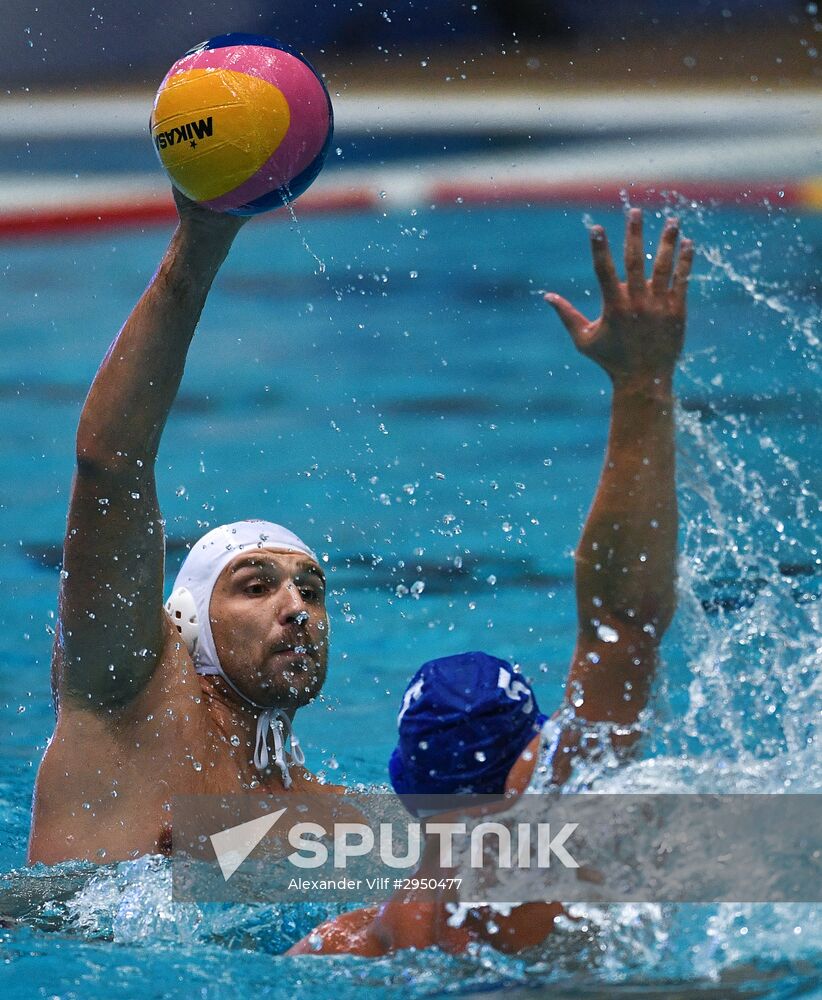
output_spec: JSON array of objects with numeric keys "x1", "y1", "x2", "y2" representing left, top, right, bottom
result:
[{"x1": 545, "y1": 208, "x2": 693, "y2": 387}]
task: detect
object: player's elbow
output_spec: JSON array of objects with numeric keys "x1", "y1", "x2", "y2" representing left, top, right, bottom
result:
[
  {"x1": 75, "y1": 430, "x2": 110, "y2": 476},
  {"x1": 580, "y1": 598, "x2": 675, "y2": 648},
  {"x1": 576, "y1": 556, "x2": 678, "y2": 645},
  {"x1": 626, "y1": 567, "x2": 679, "y2": 640},
  {"x1": 637, "y1": 584, "x2": 677, "y2": 642},
  {"x1": 75, "y1": 442, "x2": 144, "y2": 485}
]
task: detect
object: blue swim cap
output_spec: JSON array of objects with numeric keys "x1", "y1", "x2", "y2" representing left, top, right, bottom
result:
[{"x1": 388, "y1": 651, "x2": 547, "y2": 799}]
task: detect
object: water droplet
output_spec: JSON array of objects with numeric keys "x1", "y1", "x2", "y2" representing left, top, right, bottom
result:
[
  {"x1": 596, "y1": 624, "x2": 619, "y2": 643},
  {"x1": 309, "y1": 932, "x2": 324, "y2": 951}
]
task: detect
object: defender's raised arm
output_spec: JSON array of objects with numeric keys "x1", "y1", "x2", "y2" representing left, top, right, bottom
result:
[
  {"x1": 55, "y1": 194, "x2": 246, "y2": 708},
  {"x1": 545, "y1": 209, "x2": 693, "y2": 767}
]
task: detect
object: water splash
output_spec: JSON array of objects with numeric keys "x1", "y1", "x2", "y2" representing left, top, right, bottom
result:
[
  {"x1": 699, "y1": 243, "x2": 819, "y2": 356},
  {"x1": 281, "y1": 186, "x2": 327, "y2": 275},
  {"x1": 521, "y1": 197, "x2": 822, "y2": 992}
]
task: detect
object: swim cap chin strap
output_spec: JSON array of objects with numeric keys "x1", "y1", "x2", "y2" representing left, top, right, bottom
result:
[
  {"x1": 255, "y1": 708, "x2": 306, "y2": 781},
  {"x1": 165, "y1": 519, "x2": 317, "y2": 787}
]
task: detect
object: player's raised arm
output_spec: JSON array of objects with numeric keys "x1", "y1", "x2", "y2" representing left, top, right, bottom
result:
[
  {"x1": 545, "y1": 209, "x2": 693, "y2": 767},
  {"x1": 53, "y1": 193, "x2": 247, "y2": 709}
]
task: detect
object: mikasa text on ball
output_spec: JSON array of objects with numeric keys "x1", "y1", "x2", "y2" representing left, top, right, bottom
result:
[{"x1": 150, "y1": 33, "x2": 334, "y2": 215}]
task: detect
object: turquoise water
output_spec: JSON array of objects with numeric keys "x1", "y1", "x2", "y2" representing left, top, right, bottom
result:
[{"x1": 0, "y1": 202, "x2": 819, "y2": 997}]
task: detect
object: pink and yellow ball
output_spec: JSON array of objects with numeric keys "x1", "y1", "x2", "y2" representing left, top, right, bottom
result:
[{"x1": 150, "y1": 33, "x2": 334, "y2": 215}]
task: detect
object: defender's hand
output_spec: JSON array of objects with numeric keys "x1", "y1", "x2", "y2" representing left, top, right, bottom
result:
[{"x1": 545, "y1": 208, "x2": 693, "y2": 386}]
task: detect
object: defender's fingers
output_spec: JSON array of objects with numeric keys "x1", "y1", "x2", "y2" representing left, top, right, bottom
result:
[
  {"x1": 544, "y1": 293, "x2": 591, "y2": 346},
  {"x1": 650, "y1": 218, "x2": 679, "y2": 295},
  {"x1": 671, "y1": 238, "x2": 694, "y2": 305},
  {"x1": 590, "y1": 226, "x2": 621, "y2": 305},
  {"x1": 624, "y1": 208, "x2": 646, "y2": 300}
]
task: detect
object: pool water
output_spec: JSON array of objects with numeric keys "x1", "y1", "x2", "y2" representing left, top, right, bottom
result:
[{"x1": 0, "y1": 201, "x2": 819, "y2": 998}]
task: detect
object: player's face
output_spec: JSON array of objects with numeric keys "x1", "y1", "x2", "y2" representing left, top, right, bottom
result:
[{"x1": 209, "y1": 549, "x2": 329, "y2": 710}]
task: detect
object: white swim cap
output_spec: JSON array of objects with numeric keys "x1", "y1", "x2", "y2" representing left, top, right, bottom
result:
[
  {"x1": 166, "y1": 519, "x2": 318, "y2": 678},
  {"x1": 164, "y1": 519, "x2": 319, "y2": 785}
]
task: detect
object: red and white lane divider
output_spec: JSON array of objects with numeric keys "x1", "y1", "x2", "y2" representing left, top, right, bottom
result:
[
  {"x1": 1, "y1": 89, "x2": 819, "y2": 237},
  {"x1": 0, "y1": 176, "x2": 818, "y2": 239}
]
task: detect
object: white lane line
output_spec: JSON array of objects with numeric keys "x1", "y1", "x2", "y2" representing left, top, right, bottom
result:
[
  {"x1": 0, "y1": 133, "x2": 817, "y2": 214},
  {"x1": 1, "y1": 90, "x2": 819, "y2": 138}
]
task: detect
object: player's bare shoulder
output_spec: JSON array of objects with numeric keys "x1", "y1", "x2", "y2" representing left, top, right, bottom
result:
[{"x1": 44, "y1": 613, "x2": 208, "y2": 791}]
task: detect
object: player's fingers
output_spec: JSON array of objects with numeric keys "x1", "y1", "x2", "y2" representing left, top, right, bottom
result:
[
  {"x1": 544, "y1": 293, "x2": 592, "y2": 347},
  {"x1": 590, "y1": 225, "x2": 621, "y2": 306},
  {"x1": 624, "y1": 208, "x2": 646, "y2": 300},
  {"x1": 650, "y1": 217, "x2": 679, "y2": 295},
  {"x1": 671, "y1": 238, "x2": 694, "y2": 306}
]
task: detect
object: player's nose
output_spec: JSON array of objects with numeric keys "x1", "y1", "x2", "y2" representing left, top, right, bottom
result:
[{"x1": 276, "y1": 582, "x2": 309, "y2": 625}]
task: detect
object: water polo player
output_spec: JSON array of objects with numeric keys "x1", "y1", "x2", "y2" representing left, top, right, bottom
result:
[
  {"x1": 289, "y1": 210, "x2": 693, "y2": 956},
  {"x1": 28, "y1": 190, "x2": 338, "y2": 865},
  {"x1": 289, "y1": 651, "x2": 568, "y2": 956}
]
